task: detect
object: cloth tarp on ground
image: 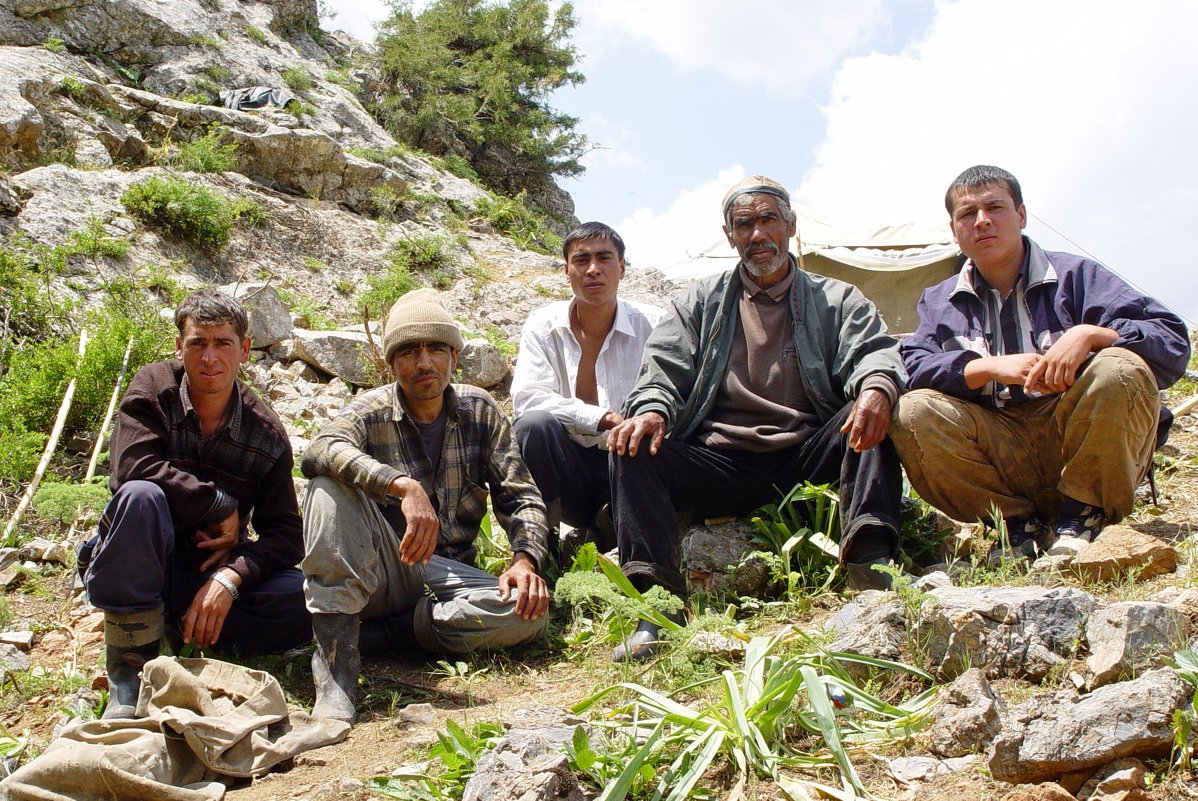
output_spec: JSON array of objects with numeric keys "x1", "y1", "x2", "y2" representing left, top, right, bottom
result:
[{"x1": 0, "y1": 656, "x2": 349, "y2": 801}]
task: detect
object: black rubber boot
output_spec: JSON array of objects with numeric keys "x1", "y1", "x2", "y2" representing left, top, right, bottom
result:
[
  {"x1": 311, "y1": 613, "x2": 361, "y2": 723},
  {"x1": 103, "y1": 643, "x2": 161, "y2": 719},
  {"x1": 611, "y1": 619, "x2": 663, "y2": 663},
  {"x1": 358, "y1": 608, "x2": 418, "y2": 658}
]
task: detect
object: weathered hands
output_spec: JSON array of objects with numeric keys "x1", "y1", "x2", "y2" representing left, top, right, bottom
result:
[
  {"x1": 181, "y1": 569, "x2": 238, "y2": 649},
  {"x1": 194, "y1": 508, "x2": 239, "y2": 571},
  {"x1": 597, "y1": 410, "x2": 625, "y2": 432},
  {"x1": 497, "y1": 553, "x2": 549, "y2": 620},
  {"x1": 393, "y1": 477, "x2": 440, "y2": 565},
  {"x1": 1025, "y1": 325, "x2": 1112, "y2": 394},
  {"x1": 605, "y1": 411, "x2": 666, "y2": 457},
  {"x1": 840, "y1": 388, "x2": 892, "y2": 452}
]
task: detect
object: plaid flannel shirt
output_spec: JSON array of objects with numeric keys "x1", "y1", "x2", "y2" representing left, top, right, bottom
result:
[{"x1": 301, "y1": 382, "x2": 548, "y2": 570}]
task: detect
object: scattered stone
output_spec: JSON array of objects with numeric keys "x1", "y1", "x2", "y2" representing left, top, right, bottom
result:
[
  {"x1": 1076, "y1": 758, "x2": 1149, "y2": 801},
  {"x1": 292, "y1": 328, "x2": 376, "y2": 386},
  {"x1": 398, "y1": 702, "x2": 437, "y2": 725},
  {"x1": 923, "y1": 668, "x2": 1005, "y2": 758},
  {"x1": 914, "y1": 585, "x2": 1097, "y2": 681},
  {"x1": 0, "y1": 643, "x2": 30, "y2": 673},
  {"x1": 1073, "y1": 525, "x2": 1178, "y2": 582},
  {"x1": 687, "y1": 630, "x2": 746, "y2": 658},
  {"x1": 461, "y1": 727, "x2": 589, "y2": 801},
  {"x1": 0, "y1": 631, "x2": 34, "y2": 652},
  {"x1": 988, "y1": 667, "x2": 1191, "y2": 783},
  {"x1": 21, "y1": 538, "x2": 71, "y2": 565},
  {"x1": 824, "y1": 592, "x2": 906, "y2": 670},
  {"x1": 457, "y1": 338, "x2": 509, "y2": 388},
  {"x1": 886, "y1": 754, "x2": 976, "y2": 783},
  {"x1": 36, "y1": 629, "x2": 71, "y2": 659},
  {"x1": 999, "y1": 784, "x2": 1076, "y2": 801},
  {"x1": 219, "y1": 282, "x2": 294, "y2": 348},
  {"x1": 912, "y1": 570, "x2": 951, "y2": 591},
  {"x1": 1085, "y1": 601, "x2": 1186, "y2": 687},
  {"x1": 681, "y1": 520, "x2": 769, "y2": 597}
]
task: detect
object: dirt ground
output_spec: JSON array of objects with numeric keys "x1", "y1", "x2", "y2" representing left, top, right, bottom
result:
[{"x1": 3, "y1": 411, "x2": 1198, "y2": 800}]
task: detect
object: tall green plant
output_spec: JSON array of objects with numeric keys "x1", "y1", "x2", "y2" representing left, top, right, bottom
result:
[
  {"x1": 373, "y1": 0, "x2": 587, "y2": 198},
  {"x1": 750, "y1": 481, "x2": 843, "y2": 596}
]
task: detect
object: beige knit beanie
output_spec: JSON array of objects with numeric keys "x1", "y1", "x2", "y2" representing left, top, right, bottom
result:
[{"x1": 381, "y1": 288, "x2": 464, "y2": 363}]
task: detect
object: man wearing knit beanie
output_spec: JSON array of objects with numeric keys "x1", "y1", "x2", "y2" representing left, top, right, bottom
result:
[{"x1": 300, "y1": 288, "x2": 550, "y2": 723}]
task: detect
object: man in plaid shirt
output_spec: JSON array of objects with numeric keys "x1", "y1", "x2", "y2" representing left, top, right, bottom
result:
[{"x1": 301, "y1": 289, "x2": 550, "y2": 723}]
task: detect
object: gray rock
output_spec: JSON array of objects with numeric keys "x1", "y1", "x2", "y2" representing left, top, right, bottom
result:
[
  {"x1": 1085, "y1": 601, "x2": 1186, "y2": 688},
  {"x1": 0, "y1": 631, "x2": 33, "y2": 652},
  {"x1": 825, "y1": 592, "x2": 907, "y2": 668},
  {"x1": 687, "y1": 630, "x2": 746, "y2": 658},
  {"x1": 988, "y1": 667, "x2": 1192, "y2": 783},
  {"x1": 1073, "y1": 525, "x2": 1178, "y2": 582},
  {"x1": 913, "y1": 570, "x2": 951, "y2": 591},
  {"x1": 458, "y1": 338, "x2": 509, "y2": 388},
  {"x1": 293, "y1": 328, "x2": 376, "y2": 386},
  {"x1": 218, "y1": 282, "x2": 293, "y2": 348},
  {"x1": 461, "y1": 727, "x2": 591, "y2": 801},
  {"x1": 914, "y1": 585, "x2": 1097, "y2": 681},
  {"x1": 680, "y1": 520, "x2": 770, "y2": 598},
  {"x1": 923, "y1": 668, "x2": 1005, "y2": 758},
  {"x1": 886, "y1": 755, "x2": 976, "y2": 784},
  {"x1": 0, "y1": 643, "x2": 30, "y2": 673},
  {"x1": 1075, "y1": 757, "x2": 1149, "y2": 801},
  {"x1": 398, "y1": 702, "x2": 437, "y2": 725}
]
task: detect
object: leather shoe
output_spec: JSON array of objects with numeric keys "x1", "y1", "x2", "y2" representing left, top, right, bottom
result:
[
  {"x1": 844, "y1": 558, "x2": 894, "y2": 591},
  {"x1": 611, "y1": 619, "x2": 664, "y2": 663}
]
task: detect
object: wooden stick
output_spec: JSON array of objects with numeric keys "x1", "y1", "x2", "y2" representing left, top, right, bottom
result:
[
  {"x1": 1174, "y1": 394, "x2": 1198, "y2": 418},
  {"x1": 85, "y1": 336, "x2": 134, "y2": 481},
  {"x1": 3, "y1": 330, "x2": 89, "y2": 543}
]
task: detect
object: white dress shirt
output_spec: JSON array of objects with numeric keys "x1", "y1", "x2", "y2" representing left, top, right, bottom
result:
[{"x1": 511, "y1": 298, "x2": 666, "y2": 448}]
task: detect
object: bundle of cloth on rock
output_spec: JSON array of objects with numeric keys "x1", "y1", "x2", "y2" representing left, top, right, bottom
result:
[{"x1": 0, "y1": 656, "x2": 349, "y2": 801}]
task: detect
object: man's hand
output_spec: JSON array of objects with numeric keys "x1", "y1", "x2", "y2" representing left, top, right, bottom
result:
[
  {"x1": 1025, "y1": 324, "x2": 1117, "y2": 394},
  {"x1": 392, "y1": 477, "x2": 440, "y2": 565},
  {"x1": 194, "y1": 508, "x2": 240, "y2": 571},
  {"x1": 963, "y1": 353, "x2": 1043, "y2": 390},
  {"x1": 597, "y1": 410, "x2": 624, "y2": 431},
  {"x1": 606, "y1": 412, "x2": 666, "y2": 457},
  {"x1": 840, "y1": 388, "x2": 892, "y2": 452},
  {"x1": 180, "y1": 568, "x2": 239, "y2": 649},
  {"x1": 497, "y1": 553, "x2": 549, "y2": 621}
]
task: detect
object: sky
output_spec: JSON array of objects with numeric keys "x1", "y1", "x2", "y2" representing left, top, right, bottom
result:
[{"x1": 322, "y1": 0, "x2": 1198, "y2": 325}]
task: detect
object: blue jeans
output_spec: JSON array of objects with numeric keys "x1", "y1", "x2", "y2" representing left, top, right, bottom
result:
[{"x1": 85, "y1": 481, "x2": 311, "y2": 655}]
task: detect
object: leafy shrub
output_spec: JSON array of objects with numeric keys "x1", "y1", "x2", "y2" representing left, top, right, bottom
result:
[
  {"x1": 0, "y1": 232, "x2": 75, "y2": 344},
  {"x1": 476, "y1": 192, "x2": 561, "y2": 255},
  {"x1": 370, "y1": 184, "x2": 402, "y2": 219},
  {"x1": 64, "y1": 217, "x2": 130, "y2": 261},
  {"x1": 357, "y1": 235, "x2": 454, "y2": 320},
  {"x1": 281, "y1": 67, "x2": 313, "y2": 92},
  {"x1": 42, "y1": 37, "x2": 66, "y2": 53},
  {"x1": 189, "y1": 34, "x2": 224, "y2": 50},
  {"x1": 433, "y1": 153, "x2": 478, "y2": 181},
  {"x1": 164, "y1": 126, "x2": 238, "y2": 173},
  {"x1": 32, "y1": 480, "x2": 110, "y2": 526},
  {"x1": 286, "y1": 99, "x2": 316, "y2": 121},
  {"x1": 58, "y1": 75, "x2": 88, "y2": 102},
  {"x1": 120, "y1": 176, "x2": 264, "y2": 249}
]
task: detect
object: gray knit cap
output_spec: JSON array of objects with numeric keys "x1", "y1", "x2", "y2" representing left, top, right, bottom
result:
[
  {"x1": 382, "y1": 288, "x2": 464, "y2": 363},
  {"x1": 721, "y1": 175, "x2": 792, "y2": 220}
]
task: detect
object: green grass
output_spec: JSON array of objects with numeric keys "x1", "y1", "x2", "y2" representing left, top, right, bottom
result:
[
  {"x1": 281, "y1": 66, "x2": 313, "y2": 92},
  {"x1": 42, "y1": 37, "x2": 66, "y2": 53},
  {"x1": 162, "y1": 125, "x2": 238, "y2": 173},
  {"x1": 189, "y1": 34, "x2": 224, "y2": 50},
  {"x1": 58, "y1": 75, "x2": 88, "y2": 103},
  {"x1": 245, "y1": 24, "x2": 269, "y2": 45},
  {"x1": 120, "y1": 176, "x2": 265, "y2": 249}
]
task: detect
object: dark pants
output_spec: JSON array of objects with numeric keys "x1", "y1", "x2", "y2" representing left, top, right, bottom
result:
[
  {"x1": 611, "y1": 402, "x2": 902, "y2": 595},
  {"x1": 514, "y1": 410, "x2": 610, "y2": 530},
  {"x1": 86, "y1": 481, "x2": 312, "y2": 655}
]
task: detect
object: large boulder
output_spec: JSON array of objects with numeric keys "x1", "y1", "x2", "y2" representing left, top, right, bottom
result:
[
  {"x1": 457, "y1": 338, "x2": 509, "y2": 389},
  {"x1": 292, "y1": 328, "x2": 376, "y2": 387},
  {"x1": 914, "y1": 585, "x2": 1097, "y2": 681},
  {"x1": 1085, "y1": 601, "x2": 1186, "y2": 688},
  {"x1": 218, "y1": 282, "x2": 293, "y2": 348},
  {"x1": 680, "y1": 520, "x2": 770, "y2": 597},
  {"x1": 988, "y1": 667, "x2": 1192, "y2": 784},
  {"x1": 1073, "y1": 525, "x2": 1178, "y2": 582},
  {"x1": 824, "y1": 591, "x2": 907, "y2": 671},
  {"x1": 460, "y1": 727, "x2": 589, "y2": 801}
]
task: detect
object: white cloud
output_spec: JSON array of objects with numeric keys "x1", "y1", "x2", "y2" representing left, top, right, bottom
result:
[
  {"x1": 320, "y1": 0, "x2": 391, "y2": 43},
  {"x1": 576, "y1": 113, "x2": 645, "y2": 170},
  {"x1": 797, "y1": 0, "x2": 1198, "y2": 320},
  {"x1": 572, "y1": 0, "x2": 888, "y2": 97},
  {"x1": 618, "y1": 166, "x2": 745, "y2": 275}
]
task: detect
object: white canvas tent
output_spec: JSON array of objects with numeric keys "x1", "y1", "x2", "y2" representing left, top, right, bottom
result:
[{"x1": 669, "y1": 209, "x2": 964, "y2": 334}]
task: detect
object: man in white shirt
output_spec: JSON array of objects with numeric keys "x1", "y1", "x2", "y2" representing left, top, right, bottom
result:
[{"x1": 511, "y1": 222, "x2": 666, "y2": 564}]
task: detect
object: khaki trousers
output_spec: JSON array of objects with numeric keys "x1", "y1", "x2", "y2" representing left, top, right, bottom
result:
[
  {"x1": 891, "y1": 348, "x2": 1159, "y2": 523},
  {"x1": 301, "y1": 476, "x2": 546, "y2": 655}
]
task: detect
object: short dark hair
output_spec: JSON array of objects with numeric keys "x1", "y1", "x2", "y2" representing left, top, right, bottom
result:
[
  {"x1": 174, "y1": 288, "x2": 249, "y2": 339},
  {"x1": 945, "y1": 165, "x2": 1023, "y2": 214},
  {"x1": 562, "y1": 221, "x2": 625, "y2": 262}
]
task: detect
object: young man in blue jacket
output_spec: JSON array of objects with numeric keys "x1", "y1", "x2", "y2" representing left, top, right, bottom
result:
[{"x1": 892, "y1": 165, "x2": 1190, "y2": 560}]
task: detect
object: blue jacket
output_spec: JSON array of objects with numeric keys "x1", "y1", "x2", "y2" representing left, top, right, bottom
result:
[{"x1": 901, "y1": 237, "x2": 1190, "y2": 406}]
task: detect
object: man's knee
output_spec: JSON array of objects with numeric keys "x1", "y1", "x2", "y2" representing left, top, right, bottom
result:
[
  {"x1": 1076, "y1": 348, "x2": 1157, "y2": 396},
  {"x1": 514, "y1": 410, "x2": 565, "y2": 451},
  {"x1": 891, "y1": 389, "x2": 964, "y2": 456}
]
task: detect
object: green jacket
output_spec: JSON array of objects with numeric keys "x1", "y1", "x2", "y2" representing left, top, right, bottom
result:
[{"x1": 623, "y1": 259, "x2": 907, "y2": 439}]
